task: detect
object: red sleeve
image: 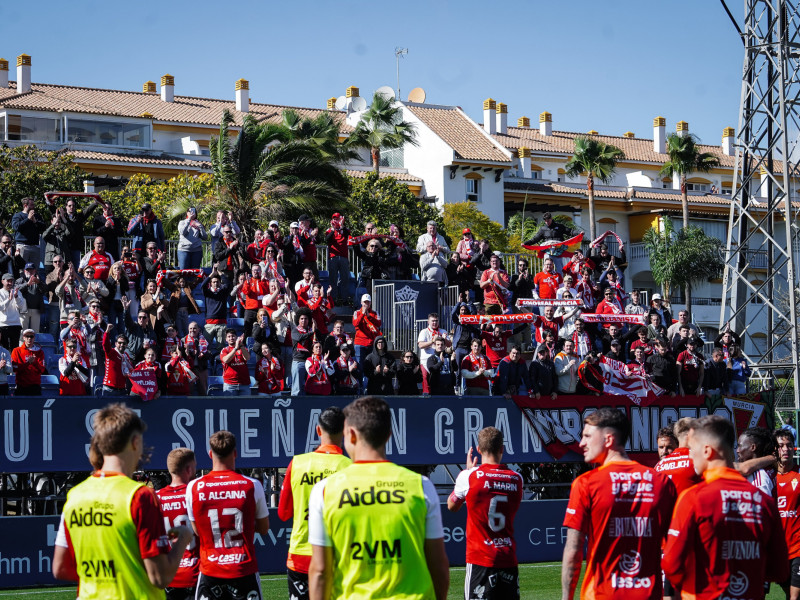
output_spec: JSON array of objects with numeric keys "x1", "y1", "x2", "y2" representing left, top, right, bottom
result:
[
  {"x1": 352, "y1": 311, "x2": 363, "y2": 327},
  {"x1": 37, "y1": 350, "x2": 46, "y2": 373},
  {"x1": 131, "y1": 486, "x2": 169, "y2": 559},
  {"x1": 765, "y1": 498, "x2": 791, "y2": 582},
  {"x1": 277, "y1": 460, "x2": 294, "y2": 521},
  {"x1": 372, "y1": 312, "x2": 381, "y2": 329},
  {"x1": 563, "y1": 473, "x2": 590, "y2": 533},
  {"x1": 662, "y1": 488, "x2": 696, "y2": 587},
  {"x1": 59, "y1": 524, "x2": 79, "y2": 581}
]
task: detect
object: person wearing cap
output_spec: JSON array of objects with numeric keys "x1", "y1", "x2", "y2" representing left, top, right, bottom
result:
[
  {"x1": 352, "y1": 294, "x2": 382, "y2": 368},
  {"x1": 177, "y1": 206, "x2": 208, "y2": 269},
  {"x1": 16, "y1": 263, "x2": 46, "y2": 334},
  {"x1": 605, "y1": 337, "x2": 626, "y2": 362},
  {"x1": 325, "y1": 213, "x2": 351, "y2": 306},
  {"x1": 523, "y1": 212, "x2": 574, "y2": 246},
  {"x1": 11, "y1": 197, "x2": 46, "y2": 268},
  {"x1": 91, "y1": 200, "x2": 124, "y2": 260},
  {"x1": 11, "y1": 329, "x2": 45, "y2": 396},
  {"x1": 62, "y1": 196, "x2": 101, "y2": 268},
  {"x1": 0, "y1": 273, "x2": 26, "y2": 351},
  {"x1": 647, "y1": 293, "x2": 672, "y2": 329},
  {"x1": 416, "y1": 220, "x2": 449, "y2": 254},
  {"x1": 127, "y1": 203, "x2": 165, "y2": 258},
  {"x1": 265, "y1": 220, "x2": 283, "y2": 246},
  {"x1": 297, "y1": 214, "x2": 319, "y2": 277},
  {"x1": 209, "y1": 210, "x2": 240, "y2": 252},
  {"x1": 456, "y1": 229, "x2": 477, "y2": 263}
]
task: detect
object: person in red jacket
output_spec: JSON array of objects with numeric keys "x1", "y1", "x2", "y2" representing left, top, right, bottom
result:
[
  {"x1": 255, "y1": 343, "x2": 283, "y2": 396},
  {"x1": 663, "y1": 415, "x2": 788, "y2": 599},
  {"x1": 304, "y1": 341, "x2": 333, "y2": 395},
  {"x1": 58, "y1": 339, "x2": 89, "y2": 396},
  {"x1": 352, "y1": 294, "x2": 382, "y2": 367},
  {"x1": 241, "y1": 264, "x2": 270, "y2": 334},
  {"x1": 165, "y1": 348, "x2": 197, "y2": 396},
  {"x1": 11, "y1": 329, "x2": 46, "y2": 396},
  {"x1": 102, "y1": 324, "x2": 132, "y2": 396},
  {"x1": 220, "y1": 328, "x2": 251, "y2": 396},
  {"x1": 325, "y1": 212, "x2": 351, "y2": 305},
  {"x1": 297, "y1": 283, "x2": 334, "y2": 335}
]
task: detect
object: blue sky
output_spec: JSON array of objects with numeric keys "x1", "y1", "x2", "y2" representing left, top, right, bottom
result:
[{"x1": 1, "y1": 0, "x2": 742, "y2": 144}]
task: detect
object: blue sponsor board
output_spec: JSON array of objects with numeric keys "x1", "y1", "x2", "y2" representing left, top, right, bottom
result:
[{"x1": 0, "y1": 501, "x2": 568, "y2": 588}]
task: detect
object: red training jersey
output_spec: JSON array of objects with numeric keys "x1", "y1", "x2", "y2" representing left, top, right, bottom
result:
[
  {"x1": 11, "y1": 345, "x2": 46, "y2": 387},
  {"x1": 654, "y1": 447, "x2": 702, "y2": 495},
  {"x1": 663, "y1": 467, "x2": 788, "y2": 600},
  {"x1": 451, "y1": 464, "x2": 523, "y2": 568},
  {"x1": 156, "y1": 483, "x2": 199, "y2": 588},
  {"x1": 533, "y1": 315, "x2": 563, "y2": 344},
  {"x1": 563, "y1": 459, "x2": 676, "y2": 599},
  {"x1": 480, "y1": 331, "x2": 512, "y2": 368},
  {"x1": 220, "y1": 346, "x2": 250, "y2": 385},
  {"x1": 186, "y1": 470, "x2": 269, "y2": 579},
  {"x1": 534, "y1": 271, "x2": 563, "y2": 299},
  {"x1": 777, "y1": 468, "x2": 800, "y2": 559}
]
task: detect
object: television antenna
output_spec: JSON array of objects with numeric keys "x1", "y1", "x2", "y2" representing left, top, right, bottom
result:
[{"x1": 395, "y1": 47, "x2": 408, "y2": 100}]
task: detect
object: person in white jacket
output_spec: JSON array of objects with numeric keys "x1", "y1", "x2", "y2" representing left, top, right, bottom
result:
[
  {"x1": 0, "y1": 273, "x2": 26, "y2": 351},
  {"x1": 554, "y1": 339, "x2": 579, "y2": 394}
]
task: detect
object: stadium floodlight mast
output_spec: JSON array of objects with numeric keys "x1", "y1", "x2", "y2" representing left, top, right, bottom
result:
[{"x1": 720, "y1": 0, "x2": 800, "y2": 408}]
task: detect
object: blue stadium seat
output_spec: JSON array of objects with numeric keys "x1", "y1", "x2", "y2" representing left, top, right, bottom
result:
[
  {"x1": 188, "y1": 314, "x2": 205, "y2": 328},
  {"x1": 46, "y1": 354, "x2": 60, "y2": 375},
  {"x1": 35, "y1": 333, "x2": 56, "y2": 347},
  {"x1": 227, "y1": 318, "x2": 245, "y2": 335},
  {"x1": 40, "y1": 374, "x2": 59, "y2": 394},
  {"x1": 207, "y1": 376, "x2": 225, "y2": 396}
]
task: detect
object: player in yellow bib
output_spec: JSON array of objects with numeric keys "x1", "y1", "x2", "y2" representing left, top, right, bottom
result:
[
  {"x1": 278, "y1": 406, "x2": 351, "y2": 600},
  {"x1": 307, "y1": 395, "x2": 449, "y2": 600},
  {"x1": 52, "y1": 403, "x2": 193, "y2": 599}
]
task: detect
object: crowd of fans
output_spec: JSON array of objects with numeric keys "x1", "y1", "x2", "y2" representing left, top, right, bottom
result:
[{"x1": 0, "y1": 199, "x2": 751, "y2": 399}]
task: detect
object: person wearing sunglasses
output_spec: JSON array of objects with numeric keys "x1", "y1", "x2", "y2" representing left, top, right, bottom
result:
[
  {"x1": 11, "y1": 328, "x2": 46, "y2": 396},
  {"x1": 102, "y1": 323, "x2": 133, "y2": 396}
]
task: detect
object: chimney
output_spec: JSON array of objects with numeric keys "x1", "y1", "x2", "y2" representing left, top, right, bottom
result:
[
  {"x1": 235, "y1": 78, "x2": 249, "y2": 113},
  {"x1": 587, "y1": 130, "x2": 598, "y2": 135},
  {"x1": 623, "y1": 131, "x2": 635, "y2": 138},
  {"x1": 346, "y1": 86, "x2": 359, "y2": 98},
  {"x1": 0, "y1": 59, "x2": 7, "y2": 88},
  {"x1": 83, "y1": 180, "x2": 95, "y2": 194},
  {"x1": 495, "y1": 103, "x2": 508, "y2": 134},
  {"x1": 540, "y1": 111, "x2": 552, "y2": 136},
  {"x1": 326, "y1": 97, "x2": 337, "y2": 110},
  {"x1": 677, "y1": 120, "x2": 689, "y2": 137},
  {"x1": 16, "y1": 54, "x2": 31, "y2": 94},
  {"x1": 518, "y1": 147, "x2": 531, "y2": 178},
  {"x1": 160, "y1": 74, "x2": 174, "y2": 103},
  {"x1": 142, "y1": 80, "x2": 156, "y2": 94},
  {"x1": 483, "y1": 99, "x2": 496, "y2": 134},
  {"x1": 722, "y1": 127, "x2": 735, "y2": 156},
  {"x1": 517, "y1": 116, "x2": 530, "y2": 128},
  {"x1": 653, "y1": 116, "x2": 666, "y2": 153}
]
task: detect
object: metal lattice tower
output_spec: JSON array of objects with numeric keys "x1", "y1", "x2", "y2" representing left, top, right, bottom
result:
[{"x1": 720, "y1": 0, "x2": 800, "y2": 407}]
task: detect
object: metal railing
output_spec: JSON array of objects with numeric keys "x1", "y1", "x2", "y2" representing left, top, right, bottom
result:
[{"x1": 391, "y1": 301, "x2": 418, "y2": 352}]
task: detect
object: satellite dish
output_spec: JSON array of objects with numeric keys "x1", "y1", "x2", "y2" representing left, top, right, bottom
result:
[
  {"x1": 350, "y1": 96, "x2": 368, "y2": 112},
  {"x1": 408, "y1": 87, "x2": 426, "y2": 103},
  {"x1": 376, "y1": 85, "x2": 395, "y2": 101},
  {"x1": 334, "y1": 96, "x2": 347, "y2": 110}
]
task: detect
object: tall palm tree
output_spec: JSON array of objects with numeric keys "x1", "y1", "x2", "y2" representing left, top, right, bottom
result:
[
  {"x1": 659, "y1": 132, "x2": 721, "y2": 229},
  {"x1": 280, "y1": 109, "x2": 359, "y2": 164},
  {"x1": 564, "y1": 137, "x2": 625, "y2": 241},
  {"x1": 210, "y1": 109, "x2": 350, "y2": 238},
  {"x1": 346, "y1": 93, "x2": 418, "y2": 175}
]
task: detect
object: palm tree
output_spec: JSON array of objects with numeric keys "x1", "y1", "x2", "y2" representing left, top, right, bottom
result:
[
  {"x1": 564, "y1": 137, "x2": 625, "y2": 241},
  {"x1": 659, "y1": 133, "x2": 721, "y2": 229},
  {"x1": 346, "y1": 92, "x2": 418, "y2": 175},
  {"x1": 280, "y1": 109, "x2": 359, "y2": 164},
  {"x1": 210, "y1": 109, "x2": 350, "y2": 238}
]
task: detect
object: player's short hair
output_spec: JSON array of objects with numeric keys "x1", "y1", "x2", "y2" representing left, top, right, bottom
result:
[
  {"x1": 673, "y1": 417, "x2": 694, "y2": 440},
  {"x1": 224, "y1": 328, "x2": 236, "y2": 337},
  {"x1": 428, "y1": 312, "x2": 439, "y2": 320},
  {"x1": 774, "y1": 428, "x2": 795, "y2": 445},
  {"x1": 478, "y1": 427, "x2": 504, "y2": 456},
  {"x1": 741, "y1": 426, "x2": 775, "y2": 458},
  {"x1": 343, "y1": 396, "x2": 391, "y2": 449},
  {"x1": 88, "y1": 438, "x2": 103, "y2": 471},
  {"x1": 657, "y1": 426, "x2": 678, "y2": 445},
  {"x1": 690, "y1": 415, "x2": 735, "y2": 456},
  {"x1": 92, "y1": 403, "x2": 147, "y2": 457},
  {"x1": 318, "y1": 406, "x2": 345, "y2": 436},
  {"x1": 584, "y1": 407, "x2": 630, "y2": 446},
  {"x1": 209, "y1": 430, "x2": 237, "y2": 458},
  {"x1": 167, "y1": 448, "x2": 196, "y2": 475}
]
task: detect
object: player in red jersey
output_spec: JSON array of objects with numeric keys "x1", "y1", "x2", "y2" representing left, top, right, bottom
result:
[
  {"x1": 655, "y1": 426, "x2": 677, "y2": 460},
  {"x1": 655, "y1": 418, "x2": 702, "y2": 496},
  {"x1": 775, "y1": 429, "x2": 800, "y2": 600},
  {"x1": 157, "y1": 448, "x2": 200, "y2": 600},
  {"x1": 186, "y1": 431, "x2": 270, "y2": 600},
  {"x1": 561, "y1": 407, "x2": 676, "y2": 600},
  {"x1": 663, "y1": 415, "x2": 788, "y2": 600},
  {"x1": 448, "y1": 427, "x2": 523, "y2": 600},
  {"x1": 480, "y1": 323, "x2": 527, "y2": 369}
]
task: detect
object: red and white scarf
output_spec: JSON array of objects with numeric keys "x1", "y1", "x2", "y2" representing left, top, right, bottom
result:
[
  {"x1": 306, "y1": 355, "x2": 330, "y2": 383},
  {"x1": 183, "y1": 334, "x2": 208, "y2": 356},
  {"x1": 571, "y1": 331, "x2": 593, "y2": 358},
  {"x1": 464, "y1": 352, "x2": 489, "y2": 372},
  {"x1": 335, "y1": 356, "x2": 359, "y2": 387},
  {"x1": 590, "y1": 230, "x2": 625, "y2": 251}
]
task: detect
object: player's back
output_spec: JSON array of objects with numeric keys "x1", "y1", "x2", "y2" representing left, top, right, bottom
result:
[
  {"x1": 654, "y1": 447, "x2": 702, "y2": 495},
  {"x1": 458, "y1": 464, "x2": 523, "y2": 568},
  {"x1": 564, "y1": 460, "x2": 676, "y2": 599},
  {"x1": 777, "y1": 468, "x2": 800, "y2": 559},
  {"x1": 156, "y1": 483, "x2": 199, "y2": 588},
  {"x1": 186, "y1": 470, "x2": 263, "y2": 579}
]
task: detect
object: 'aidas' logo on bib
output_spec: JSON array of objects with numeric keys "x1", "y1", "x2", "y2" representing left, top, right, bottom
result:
[{"x1": 338, "y1": 486, "x2": 405, "y2": 508}]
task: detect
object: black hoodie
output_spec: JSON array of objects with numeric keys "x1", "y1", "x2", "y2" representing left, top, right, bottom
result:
[{"x1": 363, "y1": 335, "x2": 396, "y2": 395}]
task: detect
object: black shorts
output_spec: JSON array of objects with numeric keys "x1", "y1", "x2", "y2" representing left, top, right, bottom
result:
[
  {"x1": 663, "y1": 574, "x2": 676, "y2": 597},
  {"x1": 465, "y1": 563, "x2": 519, "y2": 600},
  {"x1": 790, "y1": 556, "x2": 800, "y2": 588},
  {"x1": 165, "y1": 586, "x2": 195, "y2": 600},
  {"x1": 195, "y1": 572, "x2": 262, "y2": 600},
  {"x1": 287, "y1": 568, "x2": 309, "y2": 600}
]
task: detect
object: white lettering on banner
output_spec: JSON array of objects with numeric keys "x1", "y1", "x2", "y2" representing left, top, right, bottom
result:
[
  {"x1": 204, "y1": 409, "x2": 228, "y2": 454},
  {"x1": 272, "y1": 409, "x2": 294, "y2": 457},
  {"x1": 630, "y1": 407, "x2": 649, "y2": 452},
  {"x1": 441, "y1": 527, "x2": 465, "y2": 543},
  {"x1": 386, "y1": 408, "x2": 407, "y2": 456},
  {"x1": 560, "y1": 409, "x2": 582, "y2": 444},
  {"x1": 494, "y1": 408, "x2": 514, "y2": 455},
  {"x1": 464, "y1": 408, "x2": 483, "y2": 452},
  {"x1": 0, "y1": 553, "x2": 31, "y2": 574},
  {"x1": 4, "y1": 410, "x2": 28, "y2": 462},
  {"x1": 435, "y1": 409, "x2": 454, "y2": 454},
  {"x1": 528, "y1": 526, "x2": 569, "y2": 546},
  {"x1": 172, "y1": 409, "x2": 194, "y2": 450},
  {"x1": 42, "y1": 410, "x2": 51, "y2": 461},
  {"x1": 240, "y1": 409, "x2": 260, "y2": 458},
  {"x1": 84, "y1": 409, "x2": 98, "y2": 458},
  {"x1": 521, "y1": 413, "x2": 543, "y2": 453},
  {"x1": 305, "y1": 409, "x2": 322, "y2": 453}
]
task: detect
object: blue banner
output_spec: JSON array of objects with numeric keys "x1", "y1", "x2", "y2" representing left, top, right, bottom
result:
[
  {"x1": 0, "y1": 394, "x2": 727, "y2": 472},
  {"x1": 0, "y1": 501, "x2": 569, "y2": 588}
]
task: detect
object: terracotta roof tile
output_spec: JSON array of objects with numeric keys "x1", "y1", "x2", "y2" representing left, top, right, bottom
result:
[
  {"x1": 69, "y1": 149, "x2": 211, "y2": 169},
  {"x1": 504, "y1": 181, "x2": 627, "y2": 198},
  {"x1": 406, "y1": 104, "x2": 511, "y2": 164},
  {"x1": 345, "y1": 169, "x2": 423, "y2": 183},
  {"x1": 0, "y1": 81, "x2": 350, "y2": 130},
  {"x1": 629, "y1": 188, "x2": 731, "y2": 204}
]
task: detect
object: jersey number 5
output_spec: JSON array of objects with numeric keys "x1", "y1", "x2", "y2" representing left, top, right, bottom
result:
[
  {"x1": 208, "y1": 508, "x2": 244, "y2": 549},
  {"x1": 488, "y1": 496, "x2": 508, "y2": 532}
]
